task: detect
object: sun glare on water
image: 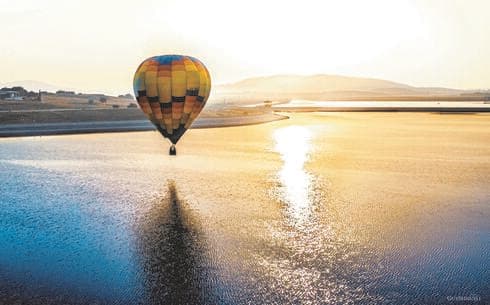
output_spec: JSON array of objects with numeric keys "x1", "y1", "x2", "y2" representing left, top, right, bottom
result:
[{"x1": 273, "y1": 126, "x2": 313, "y2": 226}]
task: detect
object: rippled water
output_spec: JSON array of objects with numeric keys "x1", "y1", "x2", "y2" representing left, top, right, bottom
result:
[{"x1": 0, "y1": 113, "x2": 489, "y2": 304}]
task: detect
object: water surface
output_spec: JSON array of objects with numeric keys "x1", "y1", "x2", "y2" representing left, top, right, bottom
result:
[{"x1": 1, "y1": 113, "x2": 488, "y2": 304}]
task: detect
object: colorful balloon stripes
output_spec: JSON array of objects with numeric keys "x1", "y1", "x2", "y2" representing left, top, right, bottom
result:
[{"x1": 133, "y1": 55, "x2": 211, "y2": 144}]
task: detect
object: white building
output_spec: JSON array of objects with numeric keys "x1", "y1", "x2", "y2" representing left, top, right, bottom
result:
[{"x1": 0, "y1": 91, "x2": 23, "y2": 101}]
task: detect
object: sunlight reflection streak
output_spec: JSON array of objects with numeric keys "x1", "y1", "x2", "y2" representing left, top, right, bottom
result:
[{"x1": 274, "y1": 126, "x2": 313, "y2": 226}]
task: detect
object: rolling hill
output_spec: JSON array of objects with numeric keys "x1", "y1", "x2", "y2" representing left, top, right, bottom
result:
[
  {"x1": 215, "y1": 74, "x2": 464, "y2": 97},
  {"x1": 4, "y1": 74, "x2": 485, "y2": 104}
]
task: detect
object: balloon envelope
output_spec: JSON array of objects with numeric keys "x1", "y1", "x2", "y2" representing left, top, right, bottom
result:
[{"x1": 133, "y1": 55, "x2": 211, "y2": 144}]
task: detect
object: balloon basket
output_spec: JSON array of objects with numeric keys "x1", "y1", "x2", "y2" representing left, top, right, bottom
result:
[{"x1": 169, "y1": 144, "x2": 177, "y2": 156}]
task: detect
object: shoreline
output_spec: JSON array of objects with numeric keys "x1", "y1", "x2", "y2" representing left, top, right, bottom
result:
[
  {"x1": 2, "y1": 102, "x2": 490, "y2": 138},
  {"x1": 0, "y1": 113, "x2": 289, "y2": 138},
  {"x1": 272, "y1": 106, "x2": 490, "y2": 113},
  {"x1": 270, "y1": 101, "x2": 490, "y2": 113}
]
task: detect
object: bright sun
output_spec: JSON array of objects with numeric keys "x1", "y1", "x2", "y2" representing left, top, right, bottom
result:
[{"x1": 161, "y1": 0, "x2": 426, "y2": 77}]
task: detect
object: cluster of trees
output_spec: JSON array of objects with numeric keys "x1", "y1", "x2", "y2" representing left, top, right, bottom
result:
[
  {"x1": 0, "y1": 86, "x2": 40, "y2": 100},
  {"x1": 55, "y1": 90, "x2": 76, "y2": 95},
  {"x1": 1, "y1": 86, "x2": 35, "y2": 96},
  {"x1": 87, "y1": 97, "x2": 107, "y2": 104},
  {"x1": 118, "y1": 93, "x2": 134, "y2": 99}
]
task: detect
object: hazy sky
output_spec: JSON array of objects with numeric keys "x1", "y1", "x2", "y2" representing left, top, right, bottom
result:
[{"x1": 1, "y1": 0, "x2": 489, "y2": 94}]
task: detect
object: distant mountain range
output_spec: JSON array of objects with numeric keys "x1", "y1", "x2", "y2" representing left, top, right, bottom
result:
[
  {"x1": 3, "y1": 75, "x2": 488, "y2": 103},
  {"x1": 215, "y1": 74, "x2": 466, "y2": 97},
  {"x1": 0, "y1": 80, "x2": 73, "y2": 93}
]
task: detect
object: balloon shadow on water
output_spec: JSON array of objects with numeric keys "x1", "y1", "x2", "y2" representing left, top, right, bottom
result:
[{"x1": 138, "y1": 181, "x2": 212, "y2": 305}]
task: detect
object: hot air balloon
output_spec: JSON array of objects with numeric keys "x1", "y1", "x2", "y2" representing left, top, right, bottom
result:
[{"x1": 133, "y1": 55, "x2": 211, "y2": 155}]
